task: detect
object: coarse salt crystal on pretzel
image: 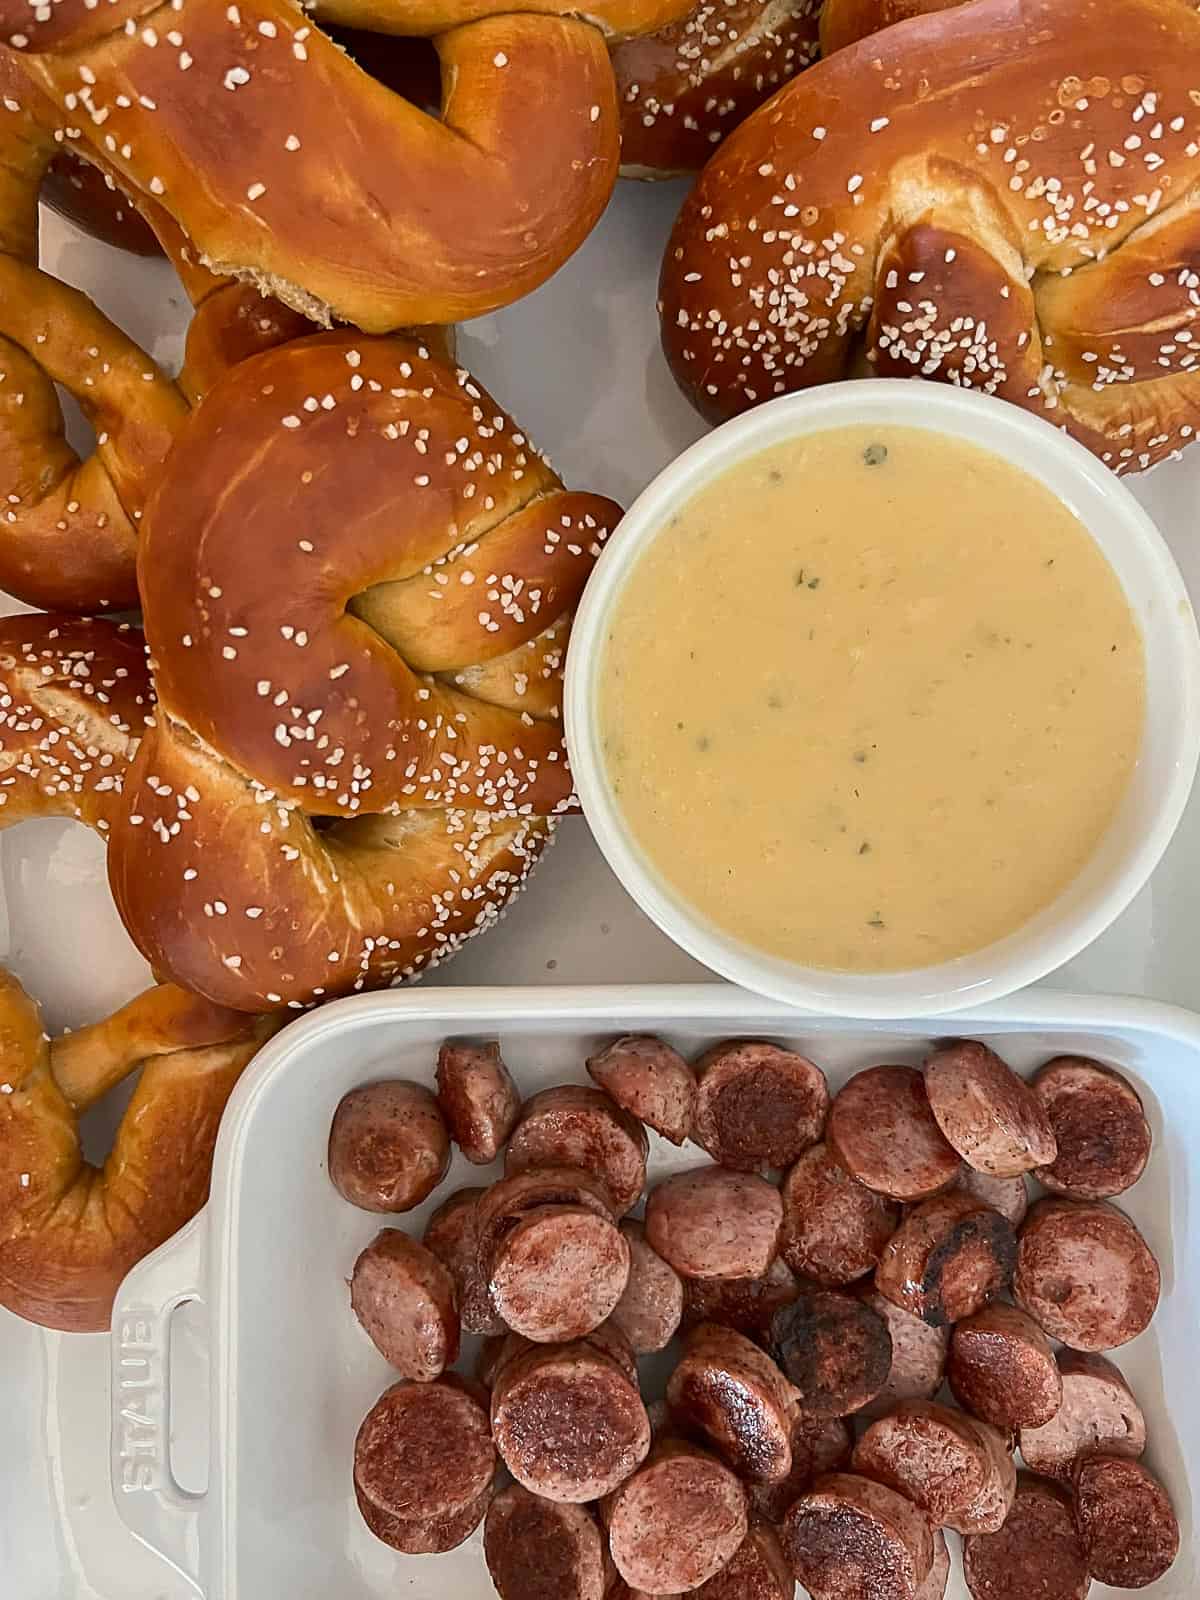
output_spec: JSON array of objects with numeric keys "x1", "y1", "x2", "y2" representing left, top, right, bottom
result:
[
  {"x1": 106, "y1": 330, "x2": 620, "y2": 1012},
  {"x1": 660, "y1": 0, "x2": 1200, "y2": 474}
]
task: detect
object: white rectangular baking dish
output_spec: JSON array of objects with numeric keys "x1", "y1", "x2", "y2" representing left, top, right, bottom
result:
[{"x1": 109, "y1": 984, "x2": 1199, "y2": 1599}]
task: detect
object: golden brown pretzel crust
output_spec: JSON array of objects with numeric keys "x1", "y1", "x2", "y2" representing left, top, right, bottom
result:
[
  {"x1": 819, "y1": 0, "x2": 964, "y2": 53},
  {"x1": 4, "y1": 0, "x2": 693, "y2": 331},
  {"x1": 0, "y1": 969, "x2": 270, "y2": 1331},
  {"x1": 661, "y1": 0, "x2": 1200, "y2": 472},
  {"x1": 615, "y1": 0, "x2": 821, "y2": 178},
  {"x1": 107, "y1": 331, "x2": 620, "y2": 1010}
]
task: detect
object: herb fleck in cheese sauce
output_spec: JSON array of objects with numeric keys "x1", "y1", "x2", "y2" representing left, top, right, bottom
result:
[{"x1": 599, "y1": 426, "x2": 1145, "y2": 972}]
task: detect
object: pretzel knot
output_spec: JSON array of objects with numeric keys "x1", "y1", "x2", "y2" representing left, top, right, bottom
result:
[
  {"x1": 4, "y1": 0, "x2": 693, "y2": 331},
  {"x1": 0, "y1": 614, "x2": 271, "y2": 1330},
  {"x1": 106, "y1": 330, "x2": 620, "y2": 1011},
  {"x1": 660, "y1": 0, "x2": 1200, "y2": 473}
]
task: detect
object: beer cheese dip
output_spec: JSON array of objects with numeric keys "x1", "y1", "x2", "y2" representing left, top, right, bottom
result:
[{"x1": 597, "y1": 425, "x2": 1145, "y2": 973}]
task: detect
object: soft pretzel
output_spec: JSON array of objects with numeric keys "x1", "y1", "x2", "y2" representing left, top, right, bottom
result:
[
  {"x1": 0, "y1": 59, "x2": 315, "y2": 610},
  {"x1": 3, "y1": 0, "x2": 692, "y2": 332},
  {"x1": 615, "y1": 0, "x2": 821, "y2": 178},
  {"x1": 819, "y1": 0, "x2": 963, "y2": 52},
  {"x1": 0, "y1": 968, "x2": 271, "y2": 1330},
  {"x1": 106, "y1": 330, "x2": 619, "y2": 1011},
  {"x1": 42, "y1": 147, "x2": 161, "y2": 252},
  {"x1": 661, "y1": 0, "x2": 1200, "y2": 473}
]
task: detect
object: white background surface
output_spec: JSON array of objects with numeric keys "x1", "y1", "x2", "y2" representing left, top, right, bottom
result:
[{"x1": 5, "y1": 175, "x2": 1200, "y2": 1594}]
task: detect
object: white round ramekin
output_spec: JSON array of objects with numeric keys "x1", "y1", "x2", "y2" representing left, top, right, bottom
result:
[{"x1": 565, "y1": 380, "x2": 1200, "y2": 1019}]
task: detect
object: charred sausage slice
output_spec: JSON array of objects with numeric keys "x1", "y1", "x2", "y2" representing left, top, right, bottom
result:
[
  {"x1": 948, "y1": 1304, "x2": 1062, "y2": 1429},
  {"x1": 1032, "y1": 1056, "x2": 1152, "y2": 1200},
  {"x1": 605, "y1": 1438, "x2": 749, "y2": 1594},
  {"x1": 436, "y1": 1040, "x2": 521, "y2": 1164},
  {"x1": 350, "y1": 1228, "x2": 459, "y2": 1381},
  {"x1": 612, "y1": 1219, "x2": 684, "y2": 1354},
  {"x1": 687, "y1": 1520, "x2": 794, "y2": 1599},
  {"x1": 1018, "y1": 1349, "x2": 1146, "y2": 1480},
  {"x1": 769, "y1": 1288, "x2": 892, "y2": 1418},
  {"x1": 692, "y1": 1040, "x2": 830, "y2": 1173},
  {"x1": 423, "y1": 1186, "x2": 506, "y2": 1337},
  {"x1": 781, "y1": 1471, "x2": 935, "y2": 1600},
  {"x1": 853, "y1": 1401, "x2": 1014, "y2": 1535},
  {"x1": 586, "y1": 1034, "x2": 697, "y2": 1146},
  {"x1": 328, "y1": 1081, "x2": 450, "y2": 1213},
  {"x1": 780, "y1": 1143, "x2": 900, "y2": 1286},
  {"x1": 667, "y1": 1322, "x2": 799, "y2": 1483},
  {"x1": 681, "y1": 1256, "x2": 800, "y2": 1345},
  {"x1": 924, "y1": 1041, "x2": 1056, "y2": 1177},
  {"x1": 484, "y1": 1484, "x2": 610, "y2": 1600},
  {"x1": 491, "y1": 1340, "x2": 651, "y2": 1503},
  {"x1": 751, "y1": 1414, "x2": 854, "y2": 1524},
  {"x1": 505, "y1": 1086, "x2": 650, "y2": 1215},
  {"x1": 827, "y1": 1066, "x2": 961, "y2": 1201},
  {"x1": 645, "y1": 1168, "x2": 782, "y2": 1280},
  {"x1": 1073, "y1": 1455, "x2": 1180, "y2": 1588},
  {"x1": 875, "y1": 1191, "x2": 1016, "y2": 1326},
  {"x1": 475, "y1": 1164, "x2": 616, "y2": 1276},
  {"x1": 1014, "y1": 1198, "x2": 1160, "y2": 1350},
  {"x1": 963, "y1": 1475, "x2": 1090, "y2": 1600},
  {"x1": 353, "y1": 1377, "x2": 495, "y2": 1552},
  {"x1": 488, "y1": 1202, "x2": 630, "y2": 1342},
  {"x1": 854, "y1": 1290, "x2": 950, "y2": 1422}
]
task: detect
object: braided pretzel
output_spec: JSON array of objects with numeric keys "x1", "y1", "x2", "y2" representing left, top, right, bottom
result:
[
  {"x1": 106, "y1": 329, "x2": 619, "y2": 1011},
  {"x1": 615, "y1": 0, "x2": 821, "y2": 178},
  {"x1": 661, "y1": 0, "x2": 1200, "y2": 473},
  {"x1": 0, "y1": 57, "x2": 315, "y2": 610},
  {"x1": 3, "y1": 0, "x2": 693, "y2": 333},
  {"x1": 0, "y1": 969, "x2": 270, "y2": 1330},
  {"x1": 0, "y1": 612, "x2": 271, "y2": 1330},
  {"x1": 819, "y1": 0, "x2": 964, "y2": 52}
]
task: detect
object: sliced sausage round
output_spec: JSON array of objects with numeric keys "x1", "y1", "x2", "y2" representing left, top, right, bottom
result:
[
  {"x1": 854, "y1": 1289, "x2": 950, "y2": 1422},
  {"x1": 505, "y1": 1086, "x2": 649, "y2": 1215},
  {"x1": 586, "y1": 1034, "x2": 697, "y2": 1146},
  {"x1": 611, "y1": 1219, "x2": 684, "y2": 1355},
  {"x1": 924, "y1": 1041, "x2": 1056, "y2": 1178},
  {"x1": 328, "y1": 1081, "x2": 450, "y2": 1213},
  {"x1": 769, "y1": 1288, "x2": 892, "y2": 1418},
  {"x1": 948, "y1": 1304, "x2": 1062, "y2": 1429},
  {"x1": 605, "y1": 1438, "x2": 749, "y2": 1594},
  {"x1": 489, "y1": 1202, "x2": 630, "y2": 1342},
  {"x1": 353, "y1": 1377, "x2": 496, "y2": 1552},
  {"x1": 681, "y1": 1256, "x2": 800, "y2": 1345},
  {"x1": 667, "y1": 1322, "x2": 799, "y2": 1483},
  {"x1": 853, "y1": 1402, "x2": 1014, "y2": 1535},
  {"x1": 780, "y1": 1142, "x2": 900, "y2": 1286},
  {"x1": 1018, "y1": 1349, "x2": 1146, "y2": 1480},
  {"x1": 687, "y1": 1519, "x2": 794, "y2": 1599},
  {"x1": 435, "y1": 1039, "x2": 521, "y2": 1164},
  {"x1": 919, "y1": 1530, "x2": 950, "y2": 1600},
  {"x1": 350, "y1": 1228, "x2": 459, "y2": 1381},
  {"x1": 484, "y1": 1483, "x2": 610, "y2": 1600},
  {"x1": 423, "y1": 1186, "x2": 506, "y2": 1337},
  {"x1": 1073, "y1": 1455, "x2": 1180, "y2": 1588},
  {"x1": 475, "y1": 1164, "x2": 617, "y2": 1275},
  {"x1": 827, "y1": 1066, "x2": 961, "y2": 1201},
  {"x1": 692, "y1": 1040, "x2": 830, "y2": 1173},
  {"x1": 963, "y1": 1475, "x2": 1090, "y2": 1600},
  {"x1": 958, "y1": 1168, "x2": 1029, "y2": 1228},
  {"x1": 875, "y1": 1191, "x2": 1016, "y2": 1327},
  {"x1": 1014, "y1": 1198, "x2": 1160, "y2": 1350},
  {"x1": 751, "y1": 1414, "x2": 854, "y2": 1524},
  {"x1": 475, "y1": 1332, "x2": 512, "y2": 1391},
  {"x1": 781, "y1": 1472, "x2": 935, "y2": 1600},
  {"x1": 491, "y1": 1339, "x2": 651, "y2": 1503},
  {"x1": 645, "y1": 1168, "x2": 782, "y2": 1280},
  {"x1": 1032, "y1": 1056, "x2": 1152, "y2": 1200}
]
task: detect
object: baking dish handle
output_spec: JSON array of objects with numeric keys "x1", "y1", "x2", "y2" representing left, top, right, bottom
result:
[{"x1": 110, "y1": 1212, "x2": 210, "y2": 1596}]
